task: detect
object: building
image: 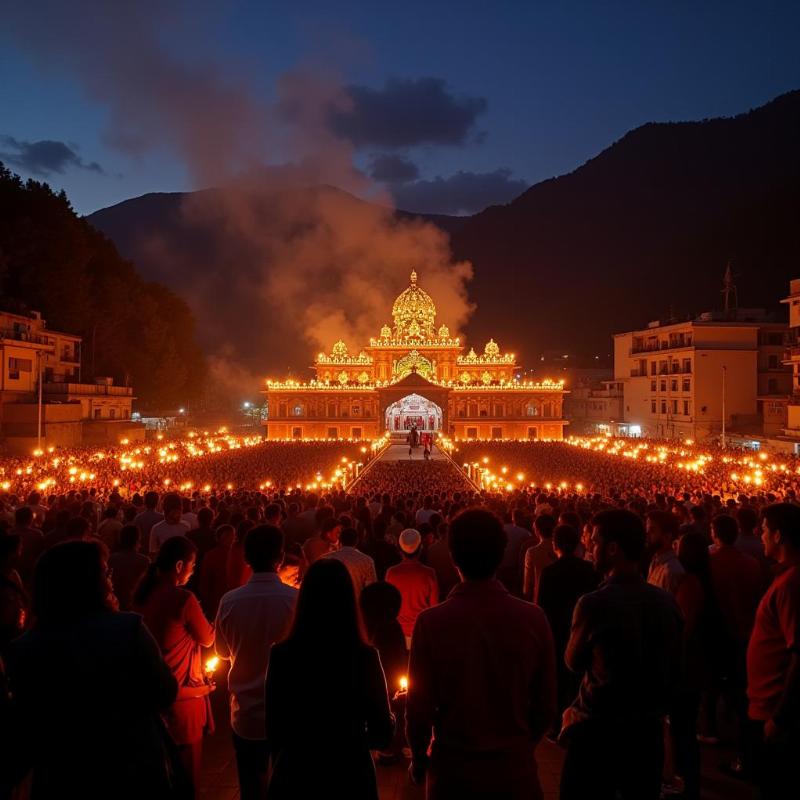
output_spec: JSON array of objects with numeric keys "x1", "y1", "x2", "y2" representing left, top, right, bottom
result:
[
  {"x1": 0, "y1": 310, "x2": 140, "y2": 452},
  {"x1": 778, "y1": 279, "x2": 800, "y2": 453},
  {"x1": 565, "y1": 379, "x2": 626, "y2": 435},
  {"x1": 614, "y1": 309, "x2": 790, "y2": 443},
  {"x1": 264, "y1": 271, "x2": 567, "y2": 441}
]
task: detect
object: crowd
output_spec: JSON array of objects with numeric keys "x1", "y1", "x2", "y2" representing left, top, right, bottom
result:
[{"x1": 0, "y1": 437, "x2": 797, "y2": 800}]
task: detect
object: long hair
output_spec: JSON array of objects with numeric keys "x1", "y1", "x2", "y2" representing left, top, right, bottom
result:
[
  {"x1": 134, "y1": 536, "x2": 197, "y2": 608},
  {"x1": 33, "y1": 540, "x2": 112, "y2": 626},
  {"x1": 284, "y1": 558, "x2": 366, "y2": 650}
]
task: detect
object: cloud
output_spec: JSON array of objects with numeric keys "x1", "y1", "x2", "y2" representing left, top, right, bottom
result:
[
  {"x1": 390, "y1": 168, "x2": 528, "y2": 215},
  {"x1": 368, "y1": 154, "x2": 419, "y2": 183},
  {"x1": 330, "y1": 77, "x2": 487, "y2": 148},
  {"x1": 0, "y1": 135, "x2": 105, "y2": 176}
]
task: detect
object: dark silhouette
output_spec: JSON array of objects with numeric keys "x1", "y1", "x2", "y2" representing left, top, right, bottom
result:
[{"x1": 264, "y1": 558, "x2": 394, "y2": 799}]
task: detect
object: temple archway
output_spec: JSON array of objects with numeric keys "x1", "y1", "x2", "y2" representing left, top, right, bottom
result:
[{"x1": 385, "y1": 393, "x2": 442, "y2": 433}]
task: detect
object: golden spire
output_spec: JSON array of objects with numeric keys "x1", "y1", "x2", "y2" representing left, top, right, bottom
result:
[{"x1": 410, "y1": 269, "x2": 417, "y2": 286}]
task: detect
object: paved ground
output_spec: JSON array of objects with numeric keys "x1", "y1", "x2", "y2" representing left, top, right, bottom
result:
[
  {"x1": 377, "y1": 442, "x2": 447, "y2": 461},
  {"x1": 199, "y1": 667, "x2": 757, "y2": 800}
]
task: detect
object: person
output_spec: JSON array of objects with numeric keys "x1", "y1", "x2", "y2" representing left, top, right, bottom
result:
[
  {"x1": 135, "y1": 536, "x2": 215, "y2": 793},
  {"x1": 424, "y1": 522, "x2": 460, "y2": 599},
  {"x1": 215, "y1": 526, "x2": 298, "y2": 800},
  {"x1": 135, "y1": 491, "x2": 163, "y2": 546},
  {"x1": 2, "y1": 541, "x2": 180, "y2": 799},
  {"x1": 10, "y1": 506, "x2": 43, "y2": 590},
  {"x1": 302, "y1": 517, "x2": 339, "y2": 565},
  {"x1": 188, "y1": 507, "x2": 216, "y2": 562},
  {"x1": 415, "y1": 496, "x2": 436, "y2": 528},
  {"x1": 536, "y1": 524, "x2": 598, "y2": 735},
  {"x1": 645, "y1": 510, "x2": 685, "y2": 595},
  {"x1": 197, "y1": 524, "x2": 235, "y2": 618},
  {"x1": 746, "y1": 503, "x2": 800, "y2": 800},
  {"x1": 498, "y1": 508, "x2": 533, "y2": 596},
  {"x1": 0, "y1": 534, "x2": 26, "y2": 648},
  {"x1": 226, "y1": 519, "x2": 255, "y2": 592},
  {"x1": 264, "y1": 558, "x2": 395, "y2": 799},
  {"x1": 108, "y1": 524, "x2": 150, "y2": 611},
  {"x1": 560, "y1": 509, "x2": 683, "y2": 800},
  {"x1": 522, "y1": 513, "x2": 557, "y2": 600},
  {"x1": 360, "y1": 581, "x2": 409, "y2": 764},
  {"x1": 181, "y1": 497, "x2": 199, "y2": 531},
  {"x1": 149, "y1": 493, "x2": 189, "y2": 555},
  {"x1": 406, "y1": 509, "x2": 556, "y2": 800},
  {"x1": 97, "y1": 505, "x2": 123, "y2": 552},
  {"x1": 709, "y1": 513, "x2": 764, "y2": 778},
  {"x1": 385, "y1": 529, "x2": 438, "y2": 649},
  {"x1": 322, "y1": 526, "x2": 377, "y2": 597}
]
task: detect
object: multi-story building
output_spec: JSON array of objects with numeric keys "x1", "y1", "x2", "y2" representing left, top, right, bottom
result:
[
  {"x1": 565, "y1": 380, "x2": 626, "y2": 435},
  {"x1": 614, "y1": 309, "x2": 790, "y2": 442},
  {"x1": 264, "y1": 271, "x2": 567, "y2": 441},
  {"x1": 780, "y1": 279, "x2": 800, "y2": 452},
  {"x1": 0, "y1": 309, "x2": 140, "y2": 451}
]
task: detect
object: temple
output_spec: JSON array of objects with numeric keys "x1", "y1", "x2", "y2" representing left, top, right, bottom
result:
[{"x1": 263, "y1": 271, "x2": 567, "y2": 440}]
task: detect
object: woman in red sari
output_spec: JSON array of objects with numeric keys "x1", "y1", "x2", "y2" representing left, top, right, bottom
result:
[{"x1": 135, "y1": 536, "x2": 215, "y2": 794}]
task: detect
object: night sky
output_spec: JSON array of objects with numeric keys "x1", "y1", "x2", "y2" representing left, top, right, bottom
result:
[{"x1": 1, "y1": 1, "x2": 799, "y2": 216}]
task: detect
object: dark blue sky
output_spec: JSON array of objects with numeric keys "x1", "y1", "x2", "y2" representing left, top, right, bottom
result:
[{"x1": 1, "y1": 0, "x2": 799, "y2": 215}]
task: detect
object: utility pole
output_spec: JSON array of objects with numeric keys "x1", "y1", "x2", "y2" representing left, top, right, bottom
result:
[
  {"x1": 721, "y1": 364, "x2": 727, "y2": 449},
  {"x1": 37, "y1": 351, "x2": 43, "y2": 449}
]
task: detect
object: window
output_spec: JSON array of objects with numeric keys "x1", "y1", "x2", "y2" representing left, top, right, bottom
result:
[
  {"x1": 660, "y1": 380, "x2": 666, "y2": 392},
  {"x1": 683, "y1": 400, "x2": 690, "y2": 416},
  {"x1": 327, "y1": 427, "x2": 338, "y2": 439},
  {"x1": 661, "y1": 400, "x2": 667, "y2": 414},
  {"x1": 458, "y1": 407, "x2": 465, "y2": 417},
  {"x1": 671, "y1": 400, "x2": 678, "y2": 415},
  {"x1": 278, "y1": 403, "x2": 287, "y2": 417},
  {"x1": 682, "y1": 359, "x2": 691, "y2": 373},
  {"x1": 659, "y1": 361, "x2": 668, "y2": 375},
  {"x1": 94, "y1": 408, "x2": 102, "y2": 419},
  {"x1": 327, "y1": 403, "x2": 337, "y2": 417},
  {"x1": 292, "y1": 427, "x2": 303, "y2": 439},
  {"x1": 491, "y1": 427, "x2": 503, "y2": 439},
  {"x1": 768, "y1": 378, "x2": 778, "y2": 393},
  {"x1": 479, "y1": 409, "x2": 488, "y2": 417},
  {"x1": 493, "y1": 404, "x2": 503, "y2": 417},
  {"x1": 351, "y1": 404, "x2": 361, "y2": 416},
  {"x1": 671, "y1": 380, "x2": 678, "y2": 392},
  {"x1": 468, "y1": 403, "x2": 478, "y2": 417},
  {"x1": 351, "y1": 427, "x2": 362, "y2": 440},
  {"x1": 682, "y1": 378, "x2": 690, "y2": 392},
  {"x1": 109, "y1": 408, "x2": 116, "y2": 420},
  {"x1": 768, "y1": 333, "x2": 783, "y2": 345},
  {"x1": 651, "y1": 400, "x2": 656, "y2": 413},
  {"x1": 768, "y1": 355, "x2": 779, "y2": 369},
  {"x1": 466, "y1": 427, "x2": 478, "y2": 439},
  {"x1": 527, "y1": 427, "x2": 538, "y2": 440},
  {"x1": 526, "y1": 404, "x2": 539, "y2": 416},
  {"x1": 650, "y1": 362, "x2": 657, "y2": 376},
  {"x1": 8, "y1": 357, "x2": 32, "y2": 380},
  {"x1": 291, "y1": 404, "x2": 303, "y2": 416}
]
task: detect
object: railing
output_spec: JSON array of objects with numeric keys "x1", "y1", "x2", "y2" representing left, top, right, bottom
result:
[
  {"x1": 43, "y1": 383, "x2": 133, "y2": 397},
  {"x1": 0, "y1": 328, "x2": 55, "y2": 346},
  {"x1": 630, "y1": 339, "x2": 692, "y2": 355}
]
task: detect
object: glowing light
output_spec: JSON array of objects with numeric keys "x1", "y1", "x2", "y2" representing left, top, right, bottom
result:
[{"x1": 205, "y1": 656, "x2": 219, "y2": 675}]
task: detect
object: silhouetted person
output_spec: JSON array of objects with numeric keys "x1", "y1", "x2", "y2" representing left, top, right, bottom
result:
[
  {"x1": 537, "y1": 524, "x2": 598, "y2": 735},
  {"x1": 264, "y1": 558, "x2": 394, "y2": 799},
  {"x1": 407, "y1": 508, "x2": 556, "y2": 800},
  {"x1": 215, "y1": 525, "x2": 297, "y2": 800},
  {"x1": 135, "y1": 536, "x2": 214, "y2": 794},
  {"x1": 559, "y1": 509, "x2": 682, "y2": 800},
  {"x1": 108, "y1": 524, "x2": 149, "y2": 611},
  {"x1": 2, "y1": 540, "x2": 178, "y2": 798}
]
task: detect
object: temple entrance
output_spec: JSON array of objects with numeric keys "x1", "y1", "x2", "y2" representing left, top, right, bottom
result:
[{"x1": 385, "y1": 393, "x2": 442, "y2": 433}]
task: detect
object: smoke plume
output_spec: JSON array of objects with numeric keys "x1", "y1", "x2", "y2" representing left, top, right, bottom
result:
[{"x1": 5, "y1": 2, "x2": 474, "y2": 396}]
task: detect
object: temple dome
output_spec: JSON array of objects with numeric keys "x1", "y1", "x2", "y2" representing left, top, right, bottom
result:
[{"x1": 392, "y1": 270, "x2": 436, "y2": 337}]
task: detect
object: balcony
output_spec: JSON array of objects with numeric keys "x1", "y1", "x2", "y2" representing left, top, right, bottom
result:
[
  {"x1": 0, "y1": 328, "x2": 55, "y2": 347},
  {"x1": 44, "y1": 382, "x2": 133, "y2": 397},
  {"x1": 630, "y1": 338, "x2": 693, "y2": 355}
]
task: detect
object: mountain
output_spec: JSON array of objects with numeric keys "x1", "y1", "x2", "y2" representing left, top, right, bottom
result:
[
  {"x1": 89, "y1": 90, "x2": 800, "y2": 374},
  {"x1": 449, "y1": 90, "x2": 800, "y2": 357}
]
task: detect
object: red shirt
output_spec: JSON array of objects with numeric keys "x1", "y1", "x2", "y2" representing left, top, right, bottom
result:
[
  {"x1": 747, "y1": 565, "x2": 800, "y2": 721},
  {"x1": 710, "y1": 545, "x2": 763, "y2": 643},
  {"x1": 385, "y1": 559, "x2": 439, "y2": 637}
]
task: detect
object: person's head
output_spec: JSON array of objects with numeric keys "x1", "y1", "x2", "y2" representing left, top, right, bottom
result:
[
  {"x1": 134, "y1": 535, "x2": 197, "y2": 607},
  {"x1": 14, "y1": 506, "x2": 33, "y2": 528},
  {"x1": 359, "y1": 580, "x2": 403, "y2": 640},
  {"x1": 118, "y1": 524, "x2": 140, "y2": 551},
  {"x1": 553, "y1": 524, "x2": 580, "y2": 557},
  {"x1": 339, "y1": 527, "x2": 359, "y2": 548},
  {"x1": 711, "y1": 514, "x2": 738, "y2": 548},
  {"x1": 285, "y1": 558, "x2": 365, "y2": 648},
  {"x1": 761, "y1": 503, "x2": 800, "y2": 562},
  {"x1": 677, "y1": 532, "x2": 711, "y2": 580},
  {"x1": 197, "y1": 506, "x2": 214, "y2": 528},
  {"x1": 162, "y1": 493, "x2": 182, "y2": 523},
  {"x1": 448, "y1": 509, "x2": 506, "y2": 581},
  {"x1": 591, "y1": 509, "x2": 646, "y2": 576},
  {"x1": 646, "y1": 510, "x2": 680, "y2": 553},
  {"x1": 144, "y1": 491, "x2": 159, "y2": 510},
  {"x1": 264, "y1": 503, "x2": 281, "y2": 525},
  {"x1": 736, "y1": 506, "x2": 759, "y2": 537},
  {"x1": 244, "y1": 525, "x2": 284, "y2": 572},
  {"x1": 398, "y1": 528, "x2": 422, "y2": 559},
  {"x1": 33, "y1": 540, "x2": 113, "y2": 626},
  {"x1": 103, "y1": 506, "x2": 118, "y2": 520},
  {"x1": 66, "y1": 516, "x2": 91, "y2": 541},
  {"x1": 321, "y1": 517, "x2": 340, "y2": 545},
  {"x1": 534, "y1": 513, "x2": 556, "y2": 540}
]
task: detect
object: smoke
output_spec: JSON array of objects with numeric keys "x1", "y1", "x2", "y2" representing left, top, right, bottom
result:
[{"x1": 5, "y1": 2, "x2": 474, "y2": 395}]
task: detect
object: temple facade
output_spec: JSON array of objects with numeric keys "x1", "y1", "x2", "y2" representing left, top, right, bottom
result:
[{"x1": 263, "y1": 271, "x2": 567, "y2": 440}]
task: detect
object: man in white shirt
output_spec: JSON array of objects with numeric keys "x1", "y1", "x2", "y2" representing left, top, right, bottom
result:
[
  {"x1": 215, "y1": 525, "x2": 298, "y2": 800},
  {"x1": 322, "y1": 527, "x2": 377, "y2": 596},
  {"x1": 181, "y1": 496, "x2": 199, "y2": 531},
  {"x1": 149, "y1": 493, "x2": 189, "y2": 555},
  {"x1": 415, "y1": 496, "x2": 437, "y2": 527}
]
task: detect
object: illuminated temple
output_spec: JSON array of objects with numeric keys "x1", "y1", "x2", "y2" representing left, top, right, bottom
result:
[{"x1": 263, "y1": 271, "x2": 567, "y2": 440}]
